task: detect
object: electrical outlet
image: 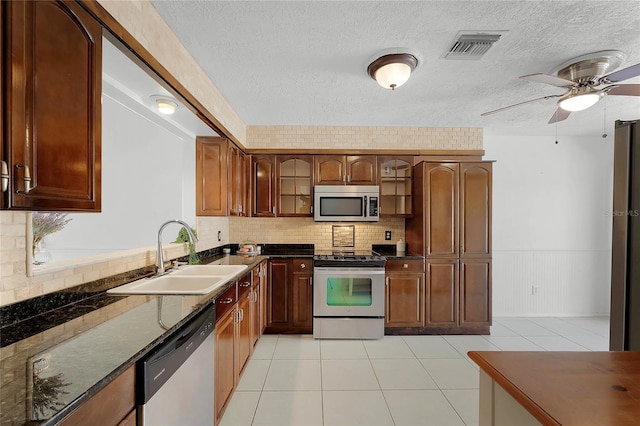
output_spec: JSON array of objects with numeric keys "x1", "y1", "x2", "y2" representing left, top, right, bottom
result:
[
  {"x1": 385, "y1": 230, "x2": 392, "y2": 240},
  {"x1": 217, "y1": 230, "x2": 222, "y2": 242}
]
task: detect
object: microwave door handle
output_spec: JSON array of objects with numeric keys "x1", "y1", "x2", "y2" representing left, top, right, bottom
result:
[{"x1": 363, "y1": 196, "x2": 367, "y2": 217}]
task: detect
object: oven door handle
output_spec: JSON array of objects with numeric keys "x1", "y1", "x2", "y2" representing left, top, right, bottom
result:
[{"x1": 314, "y1": 268, "x2": 386, "y2": 276}]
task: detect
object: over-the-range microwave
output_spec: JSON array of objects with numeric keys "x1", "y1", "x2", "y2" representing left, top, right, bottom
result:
[{"x1": 314, "y1": 185, "x2": 379, "y2": 222}]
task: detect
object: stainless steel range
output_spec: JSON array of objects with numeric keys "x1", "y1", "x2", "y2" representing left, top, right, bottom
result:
[{"x1": 313, "y1": 251, "x2": 386, "y2": 339}]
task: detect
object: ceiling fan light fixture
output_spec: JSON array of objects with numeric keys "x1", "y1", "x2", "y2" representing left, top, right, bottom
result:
[
  {"x1": 558, "y1": 92, "x2": 601, "y2": 112},
  {"x1": 367, "y1": 53, "x2": 418, "y2": 90}
]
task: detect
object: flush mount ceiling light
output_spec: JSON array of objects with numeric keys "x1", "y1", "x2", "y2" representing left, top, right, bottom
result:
[
  {"x1": 150, "y1": 95, "x2": 178, "y2": 115},
  {"x1": 367, "y1": 53, "x2": 418, "y2": 90},
  {"x1": 558, "y1": 87, "x2": 602, "y2": 112}
]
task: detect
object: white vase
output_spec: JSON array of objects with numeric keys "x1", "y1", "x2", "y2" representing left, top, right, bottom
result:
[{"x1": 33, "y1": 239, "x2": 52, "y2": 265}]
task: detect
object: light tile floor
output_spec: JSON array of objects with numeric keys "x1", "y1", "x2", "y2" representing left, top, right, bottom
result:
[{"x1": 220, "y1": 316, "x2": 609, "y2": 426}]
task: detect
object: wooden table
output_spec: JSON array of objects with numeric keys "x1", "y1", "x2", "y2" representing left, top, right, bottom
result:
[{"x1": 468, "y1": 351, "x2": 640, "y2": 426}]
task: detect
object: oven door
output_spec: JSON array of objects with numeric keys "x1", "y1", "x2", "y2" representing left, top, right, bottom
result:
[{"x1": 313, "y1": 267, "x2": 385, "y2": 317}]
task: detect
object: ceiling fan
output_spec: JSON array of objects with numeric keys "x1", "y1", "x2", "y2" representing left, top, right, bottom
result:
[{"x1": 482, "y1": 50, "x2": 640, "y2": 123}]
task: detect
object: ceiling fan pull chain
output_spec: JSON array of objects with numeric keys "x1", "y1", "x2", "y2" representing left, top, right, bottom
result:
[
  {"x1": 555, "y1": 115, "x2": 559, "y2": 145},
  {"x1": 602, "y1": 95, "x2": 608, "y2": 139}
]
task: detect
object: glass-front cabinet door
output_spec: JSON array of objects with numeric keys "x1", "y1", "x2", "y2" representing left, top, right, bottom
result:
[
  {"x1": 379, "y1": 156, "x2": 413, "y2": 217},
  {"x1": 277, "y1": 155, "x2": 313, "y2": 216}
]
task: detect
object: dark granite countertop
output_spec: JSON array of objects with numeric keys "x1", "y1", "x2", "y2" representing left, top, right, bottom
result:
[
  {"x1": 0, "y1": 252, "x2": 266, "y2": 426},
  {"x1": 372, "y1": 244, "x2": 425, "y2": 260},
  {"x1": 2, "y1": 241, "x2": 430, "y2": 425}
]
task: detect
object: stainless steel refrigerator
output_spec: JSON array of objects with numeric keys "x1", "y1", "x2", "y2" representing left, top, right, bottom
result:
[{"x1": 610, "y1": 120, "x2": 640, "y2": 351}]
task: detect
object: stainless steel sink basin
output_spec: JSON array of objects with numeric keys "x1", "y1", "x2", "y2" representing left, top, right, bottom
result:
[{"x1": 107, "y1": 264, "x2": 248, "y2": 295}]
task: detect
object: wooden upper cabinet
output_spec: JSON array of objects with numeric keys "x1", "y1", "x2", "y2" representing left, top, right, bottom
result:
[
  {"x1": 425, "y1": 163, "x2": 459, "y2": 258},
  {"x1": 379, "y1": 156, "x2": 413, "y2": 217},
  {"x1": 277, "y1": 155, "x2": 313, "y2": 216},
  {"x1": 229, "y1": 145, "x2": 247, "y2": 216},
  {"x1": 251, "y1": 155, "x2": 276, "y2": 217},
  {"x1": 315, "y1": 155, "x2": 345, "y2": 185},
  {"x1": 196, "y1": 137, "x2": 228, "y2": 216},
  {"x1": 3, "y1": 0, "x2": 102, "y2": 211},
  {"x1": 347, "y1": 155, "x2": 377, "y2": 185},
  {"x1": 196, "y1": 137, "x2": 249, "y2": 217},
  {"x1": 460, "y1": 163, "x2": 492, "y2": 258},
  {"x1": 315, "y1": 155, "x2": 377, "y2": 185}
]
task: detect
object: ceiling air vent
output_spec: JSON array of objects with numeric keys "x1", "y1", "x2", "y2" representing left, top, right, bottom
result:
[{"x1": 445, "y1": 33, "x2": 502, "y2": 60}]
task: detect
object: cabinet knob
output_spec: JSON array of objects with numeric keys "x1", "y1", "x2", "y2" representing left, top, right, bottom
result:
[
  {"x1": 241, "y1": 281, "x2": 251, "y2": 287},
  {"x1": 300, "y1": 263, "x2": 306, "y2": 269},
  {"x1": 403, "y1": 263, "x2": 409, "y2": 269}
]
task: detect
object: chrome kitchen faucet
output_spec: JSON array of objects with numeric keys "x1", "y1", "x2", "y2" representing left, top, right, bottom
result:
[{"x1": 156, "y1": 220, "x2": 198, "y2": 275}]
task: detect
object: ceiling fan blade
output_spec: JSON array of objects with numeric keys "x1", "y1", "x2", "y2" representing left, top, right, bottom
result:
[
  {"x1": 603, "y1": 63, "x2": 640, "y2": 83},
  {"x1": 548, "y1": 108, "x2": 571, "y2": 124},
  {"x1": 481, "y1": 94, "x2": 562, "y2": 116},
  {"x1": 520, "y1": 73, "x2": 575, "y2": 87},
  {"x1": 605, "y1": 84, "x2": 640, "y2": 96}
]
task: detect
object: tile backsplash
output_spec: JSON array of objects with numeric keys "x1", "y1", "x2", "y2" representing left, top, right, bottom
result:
[
  {"x1": 229, "y1": 216, "x2": 405, "y2": 252},
  {"x1": 246, "y1": 125, "x2": 482, "y2": 150},
  {"x1": 0, "y1": 213, "x2": 228, "y2": 306}
]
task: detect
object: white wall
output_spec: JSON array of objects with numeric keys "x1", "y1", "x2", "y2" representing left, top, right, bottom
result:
[
  {"x1": 484, "y1": 134, "x2": 614, "y2": 316},
  {"x1": 44, "y1": 91, "x2": 196, "y2": 262}
]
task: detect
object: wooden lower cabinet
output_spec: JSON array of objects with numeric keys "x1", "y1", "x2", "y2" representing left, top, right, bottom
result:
[
  {"x1": 266, "y1": 258, "x2": 313, "y2": 333},
  {"x1": 424, "y1": 259, "x2": 491, "y2": 332},
  {"x1": 59, "y1": 365, "x2": 135, "y2": 426},
  {"x1": 385, "y1": 259, "x2": 425, "y2": 329},
  {"x1": 214, "y1": 278, "x2": 254, "y2": 423},
  {"x1": 236, "y1": 294, "x2": 252, "y2": 374},
  {"x1": 214, "y1": 307, "x2": 236, "y2": 421},
  {"x1": 259, "y1": 261, "x2": 268, "y2": 334},
  {"x1": 425, "y1": 259, "x2": 459, "y2": 327},
  {"x1": 250, "y1": 269, "x2": 262, "y2": 347},
  {"x1": 460, "y1": 259, "x2": 492, "y2": 326},
  {"x1": 292, "y1": 259, "x2": 313, "y2": 329},
  {"x1": 267, "y1": 259, "x2": 289, "y2": 327}
]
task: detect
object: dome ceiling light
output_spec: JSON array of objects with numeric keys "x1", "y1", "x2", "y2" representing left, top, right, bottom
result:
[
  {"x1": 367, "y1": 53, "x2": 418, "y2": 90},
  {"x1": 150, "y1": 95, "x2": 179, "y2": 115}
]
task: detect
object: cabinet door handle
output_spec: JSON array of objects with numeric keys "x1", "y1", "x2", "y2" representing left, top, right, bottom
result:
[
  {"x1": 310, "y1": 277, "x2": 313, "y2": 286},
  {"x1": 272, "y1": 206, "x2": 276, "y2": 214},
  {"x1": 385, "y1": 277, "x2": 390, "y2": 286},
  {"x1": 15, "y1": 164, "x2": 31, "y2": 194},
  {"x1": 241, "y1": 281, "x2": 251, "y2": 287},
  {"x1": 240, "y1": 308, "x2": 244, "y2": 322},
  {"x1": 220, "y1": 297, "x2": 234, "y2": 304},
  {"x1": 1, "y1": 161, "x2": 8, "y2": 193},
  {"x1": 300, "y1": 263, "x2": 306, "y2": 269}
]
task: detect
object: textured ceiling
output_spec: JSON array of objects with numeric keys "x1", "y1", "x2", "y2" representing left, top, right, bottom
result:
[{"x1": 150, "y1": 0, "x2": 640, "y2": 137}]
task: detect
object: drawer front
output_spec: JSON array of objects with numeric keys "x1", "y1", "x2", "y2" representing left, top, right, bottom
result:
[
  {"x1": 215, "y1": 282, "x2": 237, "y2": 321},
  {"x1": 237, "y1": 273, "x2": 253, "y2": 299},
  {"x1": 293, "y1": 258, "x2": 313, "y2": 273},
  {"x1": 385, "y1": 259, "x2": 424, "y2": 273}
]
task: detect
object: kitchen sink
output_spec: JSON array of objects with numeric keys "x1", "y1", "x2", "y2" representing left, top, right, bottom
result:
[
  {"x1": 107, "y1": 264, "x2": 247, "y2": 295},
  {"x1": 171, "y1": 264, "x2": 248, "y2": 276}
]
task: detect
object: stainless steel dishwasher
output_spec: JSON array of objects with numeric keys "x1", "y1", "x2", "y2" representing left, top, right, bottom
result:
[{"x1": 138, "y1": 304, "x2": 215, "y2": 425}]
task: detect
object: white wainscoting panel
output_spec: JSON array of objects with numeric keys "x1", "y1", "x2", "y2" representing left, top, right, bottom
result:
[{"x1": 492, "y1": 250, "x2": 611, "y2": 317}]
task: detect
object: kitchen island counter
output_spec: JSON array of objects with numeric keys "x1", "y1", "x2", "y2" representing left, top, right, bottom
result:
[{"x1": 468, "y1": 350, "x2": 640, "y2": 426}]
